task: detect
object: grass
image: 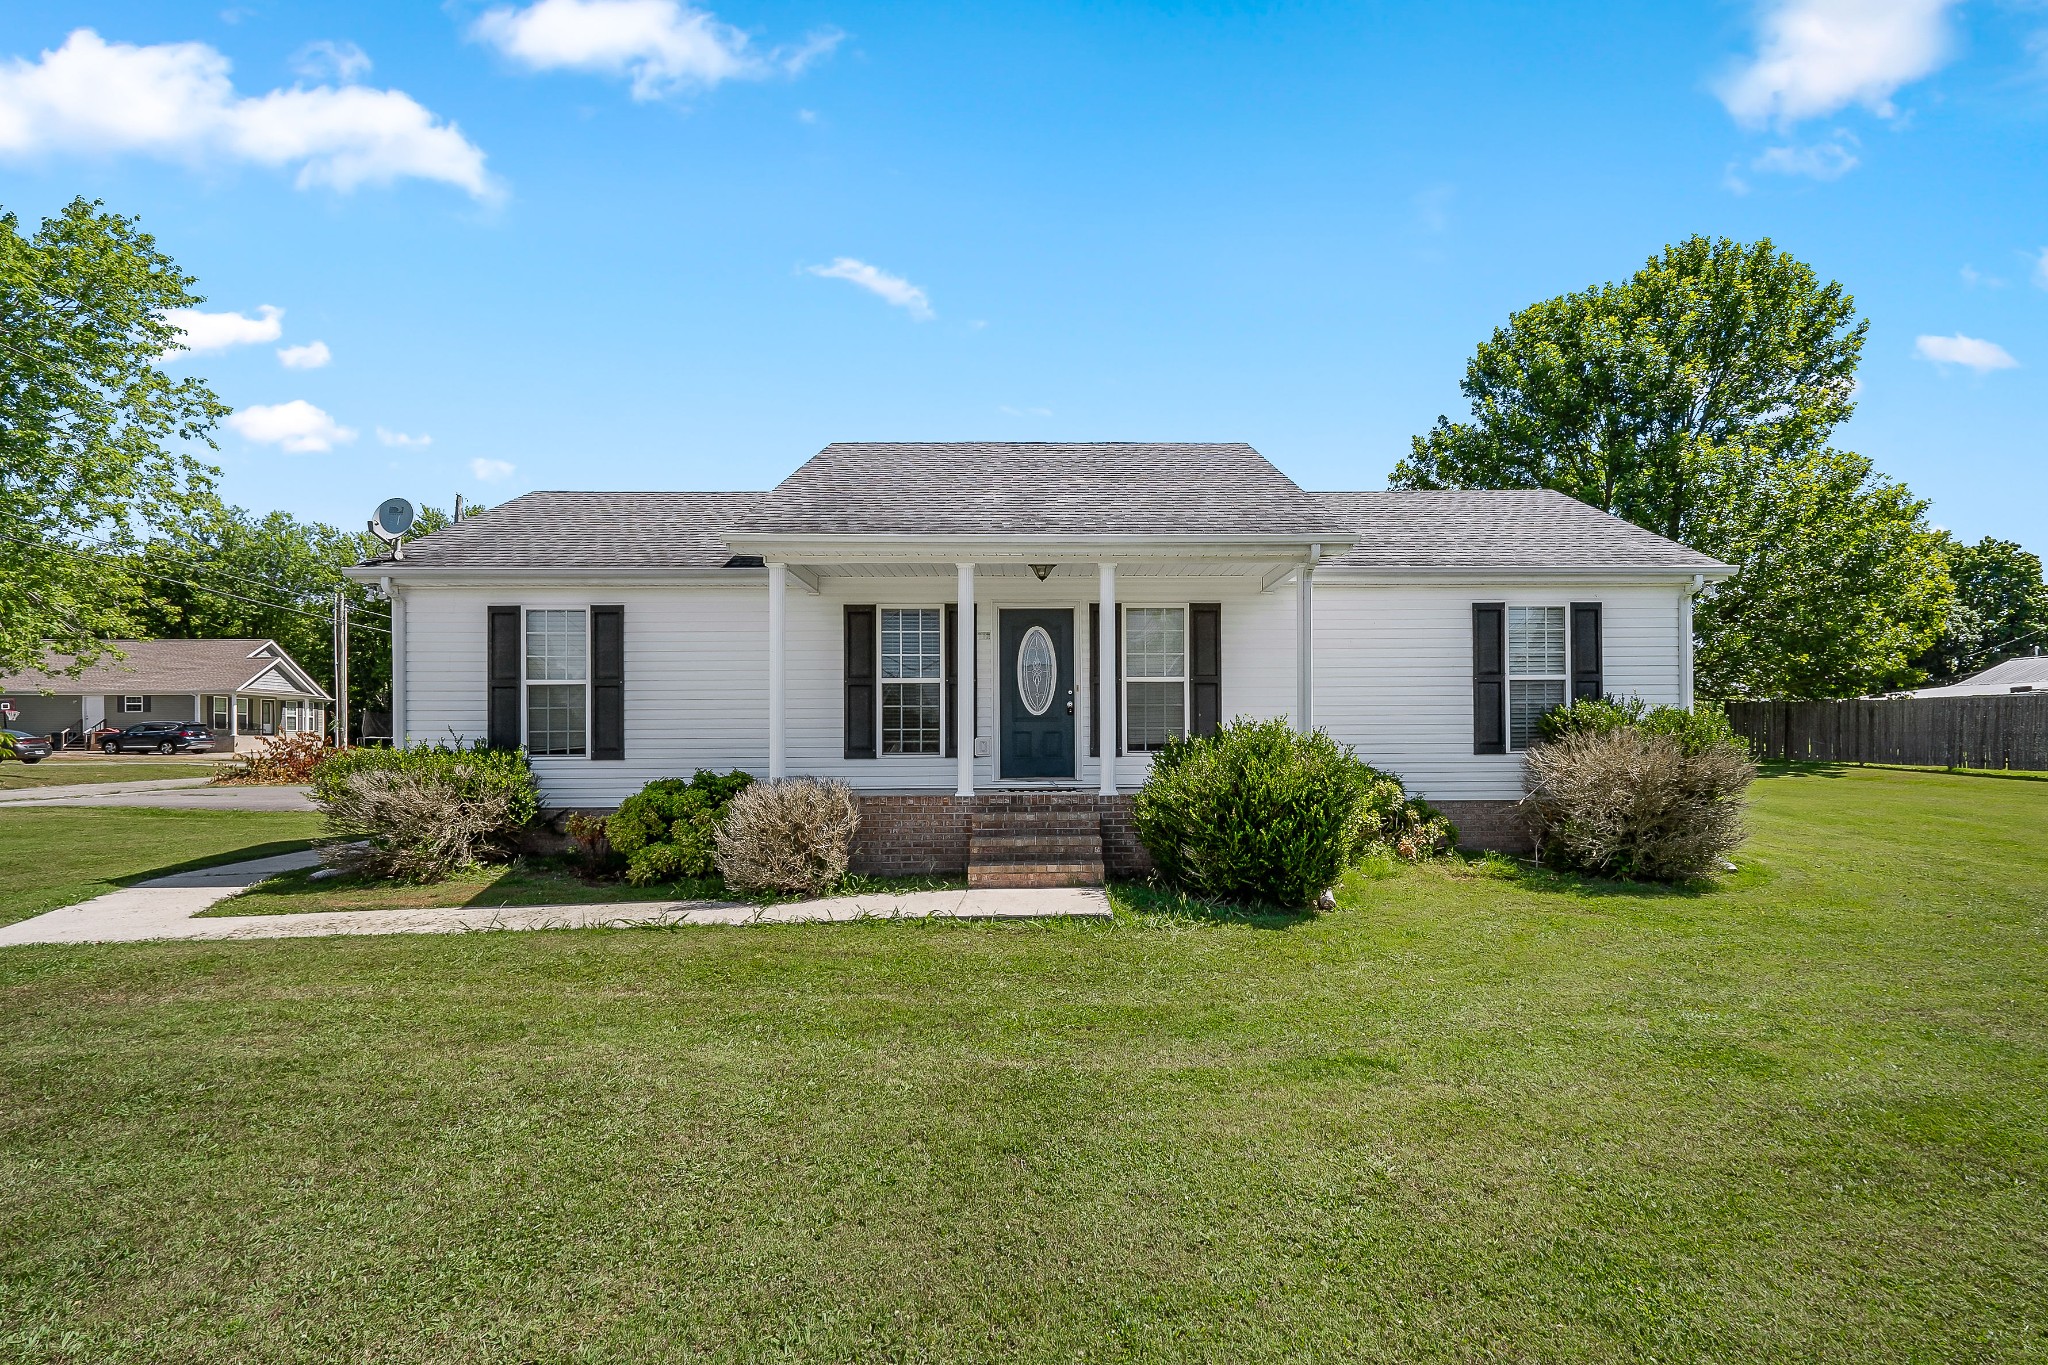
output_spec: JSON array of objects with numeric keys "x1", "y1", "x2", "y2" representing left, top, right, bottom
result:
[
  {"x1": 202, "y1": 859, "x2": 968, "y2": 916},
  {"x1": 0, "y1": 763, "x2": 2044, "y2": 1361},
  {"x1": 0, "y1": 759, "x2": 223, "y2": 791},
  {"x1": 0, "y1": 807, "x2": 326, "y2": 929}
]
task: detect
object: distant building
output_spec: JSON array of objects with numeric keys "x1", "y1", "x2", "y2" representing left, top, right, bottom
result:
[
  {"x1": 1901, "y1": 652, "x2": 2048, "y2": 699},
  {"x1": 0, "y1": 639, "x2": 331, "y2": 751}
]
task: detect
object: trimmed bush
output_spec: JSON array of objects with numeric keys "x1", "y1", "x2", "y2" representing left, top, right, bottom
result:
[
  {"x1": 1133, "y1": 717, "x2": 1435, "y2": 908},
  {"x1": 1535, "y1": 695, "x2": 1747, "y2": 757},
  {"x1": 310, "y1": 741, "x2": 540, "y2": 881},
  {"x1": 607, "y1": 770, "x2": 755, "y2": 886},
  {"x1": 1521, "y1": 722, "x2": 1754, "y2": 882},
  {"x1": 714, "y1": 778, "x2": 860, "y2": 895}
]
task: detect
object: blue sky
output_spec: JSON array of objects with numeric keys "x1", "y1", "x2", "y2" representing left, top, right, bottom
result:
[{"x1": 4, "y1": 1, "x2": 2044, "y2": 549}]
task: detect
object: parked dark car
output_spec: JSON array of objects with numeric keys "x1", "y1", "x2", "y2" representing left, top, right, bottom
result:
[
  {"x1": 2, "y1": 729, "x2": 53, "y2": 763},
  {"x1": 99, "y1": 722, "x2": 217, "y2": 755}
]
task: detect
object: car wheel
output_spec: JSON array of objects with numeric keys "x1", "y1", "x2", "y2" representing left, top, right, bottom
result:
[
  {"x1": 102, "y1": 741, "x2": 118, "y2": 754},
  {"x1": 157, "y1": 741, "x2": 175, "y2": 754},
  {"x1": 20, "y1": 756, "x2": 41, "y2": 764}
]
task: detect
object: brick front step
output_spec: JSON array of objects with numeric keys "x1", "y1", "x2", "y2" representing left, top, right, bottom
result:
[
  {"x1": 968, "y1": 861, "x2": 1106, "y2": 888},
  {"x1": 971, "y1": 836, "x2": 1106, "y2": 862}
]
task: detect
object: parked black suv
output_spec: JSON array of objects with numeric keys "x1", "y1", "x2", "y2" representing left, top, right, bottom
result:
[
  {"x1": 100, "y1": 722, "x2": 217, "y2": 755},
  {"x1": 2, "y1": 729, "x2": 53, "y2": 763}
]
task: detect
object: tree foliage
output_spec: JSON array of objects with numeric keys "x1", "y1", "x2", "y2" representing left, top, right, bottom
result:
[
  {"x1": 1390, "y1": 235, "x2": 1953, "y2": 698},
  {"x1": 1910, "y1": 535, "x2": 2048, "y2": 683},
  {"x1": 0, "y1": 198, "x2": 225, "y2": 672}
]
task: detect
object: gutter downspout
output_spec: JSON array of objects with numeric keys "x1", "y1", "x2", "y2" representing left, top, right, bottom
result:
[
  {"x1": 1681, "y1": 573, "x2": 1703, "y2": 710},
  {"x1": 383, "y1": 575, "x2": 405, "y2": 747}
]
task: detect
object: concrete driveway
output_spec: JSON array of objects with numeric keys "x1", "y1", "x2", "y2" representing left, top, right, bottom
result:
[{"x1": 0, "y1": 778, "x2": 316, "y2": 812}]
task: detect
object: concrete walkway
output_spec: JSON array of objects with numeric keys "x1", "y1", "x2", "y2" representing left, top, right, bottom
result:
[
  {"x1": 0, "y1": 849, "x2": 1112, "y2": 946},
  {"x1": 0, "y1": 780, "x2": 315, "y2": 811}
]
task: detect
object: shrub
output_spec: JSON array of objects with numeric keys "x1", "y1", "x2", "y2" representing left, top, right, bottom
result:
[
  {"x1": 1520, "y1": 727, "x2": 1754, "y2": 881},
  {"x1": 607, "y1": 770, "x2": 755, "y2": 886},
  {"x1": 714, "y1": 777, "x2": 861, "y2": 895},
  {"x1": 311, "y1": 742, "x2": 540, "y2": 881},
  {"x1": 215, "y1": 731, "x2": 328, "y2": 785},
  {"x1": 1134, "y1": 717, "x2": 1420, "y2": 908},
  {"x1": 1535, "y1": 695, "x2": 1748, "y2": 757},
  {"x1": 565, "y1": 812, "x2": 616, "y2": 877}
]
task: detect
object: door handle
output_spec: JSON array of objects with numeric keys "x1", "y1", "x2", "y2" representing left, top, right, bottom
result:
[{"x1": 1065, "y1": 687, "x2": 1075, "y2": 716}]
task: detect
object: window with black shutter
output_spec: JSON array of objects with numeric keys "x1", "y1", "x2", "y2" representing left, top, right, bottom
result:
[
  {"x1": 1570, "y1": 602, "x2": 1603, "y2": 702},
  {"x1": 1472, "y1": 602, "x2": 1506, "y2": 754},
  {"x1": 487, "y1": 605, "x2": 520, "y2": 749},
  {"x1": 1189, "y1": 603, "x2": 1222, "y2": 738},
  {"x1": 844, "y1": 604, "x2": 877, "y2": 758},
  {"x1": 591, "y1": 605, "x2": 625, "y2": 760}
]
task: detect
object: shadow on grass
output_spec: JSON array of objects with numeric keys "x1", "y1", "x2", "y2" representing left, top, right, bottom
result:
[
  {"x1": 115, "y1": 839, "x2": 321, "y2": 889},
  {"x1": 1447, "y1": 850, "x2": 1727, "y2": 902},
  {"x1": 1761, "y1": 758, "x2": 2048, "y2": 785},
  {"x1": 1108, "y1": 880, "x2": 1315, "y2": 929}
]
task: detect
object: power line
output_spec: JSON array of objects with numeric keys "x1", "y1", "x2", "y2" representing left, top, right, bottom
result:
[{"x1": 0, "y1": 530, "x2": 391, "y2": 636}]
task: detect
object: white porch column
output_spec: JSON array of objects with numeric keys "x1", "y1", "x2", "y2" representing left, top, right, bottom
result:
[
  {"x1": 767, "y1": 562, "x2": 787, "y2": 781},
  {"x1": 1295, "y1": 545, "x2": 1318, "y2": 734},
  {"x1": 1098, "y1": 562, "x2": 1117, "y2": 796},
  {"x1": 956, "y1": 562, "x2": 976, "y2": 796}
]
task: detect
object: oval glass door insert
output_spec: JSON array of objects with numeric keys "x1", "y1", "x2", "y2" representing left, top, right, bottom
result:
[{"x1": 1018, "y1": 626, "x2": 1057, "y2": 716}]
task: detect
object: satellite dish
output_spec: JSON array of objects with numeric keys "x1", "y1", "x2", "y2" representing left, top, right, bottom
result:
[{"x1": 376, "y1": 498, "x2": 415, "y2": 537}]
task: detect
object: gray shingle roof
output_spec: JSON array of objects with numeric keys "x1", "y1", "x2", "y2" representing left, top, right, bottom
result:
[
  {"x1": 1314, "y1": 490, "x2": 1731, "y2": 572},
  {"x1": 0, "y1": 639, "x2": 328, "y2": 698},
  {"x1": 1959, "y1": 655, "x2": 2048, "y2": 689},
  {"x1": 379, "y1": 491, "x2": 766, "y2": 568},
  {"x1": 729, "y1": 442, "x2": 1352, "y2": 537}
]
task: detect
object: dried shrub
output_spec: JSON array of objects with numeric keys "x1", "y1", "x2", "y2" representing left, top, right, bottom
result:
[
  {"x1": 214, "y1": 731, "x2": 328, "y2": 785},
  {"x1": 713, "y1": 778, "x2": 861, "y2": 896},
  {"x1": 565, "y1": 812, "x2": 616, "y2": 877},
  {"x1": 1520, "y1": 727, "x2": 1754, "y2": 882},
  {"x1": 607, "y1": 770, "x2": 754, "y2": 886},
  {"x1": 311, "y1": 742, "x2": 540, "y2": 881}
]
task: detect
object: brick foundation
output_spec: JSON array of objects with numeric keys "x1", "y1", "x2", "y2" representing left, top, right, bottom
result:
[
  {"x1": 850, "y1": 793, "x2": 1152, "y2": 878},
  {"x1": 1433, "y1": 799, "x2": 1532, "y2": 854}
]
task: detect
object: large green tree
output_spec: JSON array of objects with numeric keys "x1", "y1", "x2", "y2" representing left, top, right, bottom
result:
[
  {"x1": 0, "y1": 198, "x2": 225, "y2": 672},
  {"x1": 1910, "y1": 535, "x2": 2048, "y2": 683},
  {"x1": 1391, "y1": 235, "x2": 1950, "y2": 697}
]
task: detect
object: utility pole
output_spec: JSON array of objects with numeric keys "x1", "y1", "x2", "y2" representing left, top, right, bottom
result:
[{"x1": 333, "y1": 588, "x2": 351, "y2": 747}]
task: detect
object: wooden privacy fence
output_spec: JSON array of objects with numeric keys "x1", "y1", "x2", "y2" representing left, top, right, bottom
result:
[{"x1": 1722, "y1": 695, "x2": 2048, "y2": 771}]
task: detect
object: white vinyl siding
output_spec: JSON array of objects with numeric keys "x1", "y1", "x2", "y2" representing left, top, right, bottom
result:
[{"x1": 879, "y1": 608, "x2": 943, "y2": 755}]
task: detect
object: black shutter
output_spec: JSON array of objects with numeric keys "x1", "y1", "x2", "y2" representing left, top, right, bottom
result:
[
  {"x1": 1570, "y1": 602, "x2": 1603, "y2": 702},
  {"x1": 845, "y1": 605, "x2": 876, "y2": 759},
  {"x1": 1089, "y1": 603, "x2": 1100, "y2": 758},
  {"x1": 142, "y1": 696, "x2": 152, "y2": 714},
  {"x1": 944, "y1": 603, "x2": 958, "y2": 760},
  {"x1": 1189, "y1": 603, "x2": 1222, "y2": 738},
  {"x1": 1116, "y1": 604, "x2": 1123, "y2": 754},
  {"x1": 1473, "y1": 602, "x2": 1506, "y2": 755},
  {"x1": 488, "y1": 606, "x2": 521, "y2": 749},
  {"x1": 591, "y1": 605, "x2": 625, "y2": 760}
]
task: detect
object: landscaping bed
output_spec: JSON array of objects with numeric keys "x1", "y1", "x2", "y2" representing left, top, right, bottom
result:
[{"x1": 0, "y1": 765, "x2": 2044, "y2": 1361}]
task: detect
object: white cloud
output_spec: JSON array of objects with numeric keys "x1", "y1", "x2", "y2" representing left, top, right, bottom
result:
[
  {"x1": 164, "y1": 303, "x2": 282, "y2": 353},
  {"x1": 1915, "y1": 333, "x2": 2020, "y2": 372},
  {"x1": 277, "y1": 340, "x2": 331, "y2": 369},
  {"x1": 377, "y1": 427, "x2": 432, "y2": 448},
  {"x1": 804, "y1": 257, "x2": 933, "y2": 320},
  {"x1": 473, "y1": 0, "x2": 841, "y2": 100},
  {"x1": 291, "y1": 39, "x2": 371, "y2": 83},
  {"x1": 1718, "y1": 0, "x2": 1962, "y2": 126},
  {"x1": 1750, "y1": 136, "x2": 1860, "y2": 179},
  {"x1": 0, "y1": 29, "x2": 495, "y2": 197},
  {"x1": 470, "y1": 457, "x2": 515, "y2": 481},
  {"x1": 225, "y1": 399, "x2": 357, "y2": 452},
  {"x1": 2034, "y1": 248, "x2": 2048, "y2": 290},
  {"x1": 1959, "y1": 264, "x2": 2005, "y2": 289}
]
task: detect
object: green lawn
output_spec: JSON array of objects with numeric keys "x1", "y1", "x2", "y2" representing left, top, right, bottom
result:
[
  {"x1": 1, "y1": 765, "x2": 2044, "y2": 1362},
  {"x1": 0, "y1": 759, "x2": 223, "y2": 791},
  {"x1": 0, "y1": 808, "x2": 325, "y2": 928}
]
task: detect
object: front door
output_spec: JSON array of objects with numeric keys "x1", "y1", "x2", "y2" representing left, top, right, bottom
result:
[{"x1": 999, "y1": 609, "x2": 1075, "y2": 780}]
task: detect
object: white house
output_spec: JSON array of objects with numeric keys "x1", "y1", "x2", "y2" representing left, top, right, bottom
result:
[{"x1": 347, "y1": 443, "x2": 1731, "y2": 882}]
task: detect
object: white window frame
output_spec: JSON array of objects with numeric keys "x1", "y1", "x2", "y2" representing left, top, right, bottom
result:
[
  {"x1": 877, "y1": 604, "x2": 947, "y2": 758},
  {"x1": 522, "y1": 606, "x2": 591, "y2": 758},
  {"x1": 1121, "y1": 603, "x2": 1190, "y2": 756},
  {"x1": 121, "y1": 695, "x2": 145, "y2": 713},
  {"x1": 1505, "y1": 603, "x2": 1570, "y2": 753},
  {"x1": 209, "y1": 696, "x2": 229, "y2": 731}
]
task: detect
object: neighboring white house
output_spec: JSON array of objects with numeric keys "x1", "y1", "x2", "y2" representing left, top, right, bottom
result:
[
  {"x1": 0, "y1": 638, "x2": 332, "y2": 752},
  {"x1": 1899, "y1": 653, "x2": 2048, "y2": 699},
  {"x1": 346, "y1": 442, "x2": 1731, "y2": 873}
]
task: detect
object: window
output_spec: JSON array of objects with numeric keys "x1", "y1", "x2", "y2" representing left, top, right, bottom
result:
[
  {"x1": 121, "y1": 695, "x2": 144, "y2": 713},
  {"x1": 282, "y1": 702, "x2": 300, "y2": 734},
  {"x1": 525, "y1": 608, "x2": 588, "y2": 756},
  {"x1": 210, "y1": 696, "x2": 229, "y2": 731},
  {"x1": 235, "y1": 696, "x2": 250, "y2": 732},
  {"x1": 1507, "y1": 605, "x2": 1568, "y2": 750},
  {"x1": 1124, "y1": 607, "x2": 1187, "y2": 753},
  {"x1": 879, "y1": 608, "x2": 943, "y2": 755}
]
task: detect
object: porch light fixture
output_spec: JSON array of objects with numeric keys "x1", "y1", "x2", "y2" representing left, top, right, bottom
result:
[{"x1": 1029, "y1": 563, "x2": 1056, "y2": 581}]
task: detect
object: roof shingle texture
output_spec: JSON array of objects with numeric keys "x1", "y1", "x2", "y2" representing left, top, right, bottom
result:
[
  {"x1": 0, "y1": 639, "x2": 325, "y2": 697},
  {"x1": 1960, "y1": 655, "x2": 2048, "y2": 689},
  {"x1": 384, "y1": 491, "x2": 765, "y2": 568},
  {"x1": 729, "y1": 442, "x2": 1352, "y2": 537},
  {"x1": 1314, "y1": 490, "x2": 1731, "y2": 571}
]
